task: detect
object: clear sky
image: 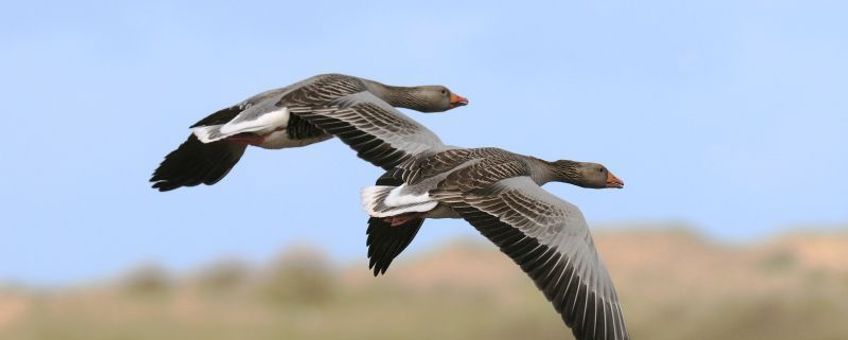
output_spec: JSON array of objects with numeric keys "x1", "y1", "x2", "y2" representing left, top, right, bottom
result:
[{"x1": 2, "y1": 1, "x2": 846, "y2": 285}]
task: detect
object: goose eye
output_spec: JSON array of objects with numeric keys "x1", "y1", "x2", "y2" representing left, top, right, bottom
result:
[{"x1": 440, "y1": 89, "x2": 447, "y2": 95}]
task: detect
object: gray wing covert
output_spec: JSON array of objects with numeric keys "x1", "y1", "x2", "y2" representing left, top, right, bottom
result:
[{"x1": 291, "y1": 91, "x2": 448, "y2": 170}]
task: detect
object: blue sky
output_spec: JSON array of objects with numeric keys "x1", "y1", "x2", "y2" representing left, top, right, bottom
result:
[{"x1": 2, "y1": 1, "x2": 846, "y2": 285}]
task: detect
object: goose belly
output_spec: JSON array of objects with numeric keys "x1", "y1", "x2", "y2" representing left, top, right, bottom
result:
[{"x1": 255, "y1": 129, "x2": 332, "y2": 149}]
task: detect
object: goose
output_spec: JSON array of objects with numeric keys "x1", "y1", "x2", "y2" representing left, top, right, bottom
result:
[
  {"x1": 150, "y1": 73, "x2": 468, "y2": 191},
  {"x1": 364, "y1": 157, "x2": 622, "y2": 273},
  {"x1": 293, "y1": 104, "x2": 629, "y2": 340}
]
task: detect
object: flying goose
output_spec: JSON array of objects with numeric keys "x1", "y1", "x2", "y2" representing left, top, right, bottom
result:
[
  {"x1": 294, "y1": 104, "x2": 628, "y2": 340},
  {"x1": 150, "y1": 73, "x2": 468, "y2": 191},
  {"x1": 365, "y1": 158, "x2": 622, "y2": 273}
]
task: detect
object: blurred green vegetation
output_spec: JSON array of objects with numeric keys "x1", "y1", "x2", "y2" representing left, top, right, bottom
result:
[
  {"x1": 1, "y1": 230, "x2": 847, "y2": 340},
  {"x1": 259, "y1": 247, "x2": 337, "y2": 306}
]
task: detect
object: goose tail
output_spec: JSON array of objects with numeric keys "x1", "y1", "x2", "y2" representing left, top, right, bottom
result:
[
  {"x1": 360, "y1": 185, "x2": 438, "y2": 217},
  {"x1": 191, "y1": 125, "x2": 229, "y2": 143},
  {"x1": 361, "y1": 186, "x2": 396, "y2": 216}
]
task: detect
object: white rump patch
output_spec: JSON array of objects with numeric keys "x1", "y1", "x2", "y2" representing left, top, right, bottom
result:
[
  {"x1": 361, "y1": 184, "x2": 438, "y2": 217},
  {"x1": 384, "y1": 184, "x2": 431, "y2": 207},
  {"x1": 219, "y1": 107, "x2": 290, "y2": 136}
]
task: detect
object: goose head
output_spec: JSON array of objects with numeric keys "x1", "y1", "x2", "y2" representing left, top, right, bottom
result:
[
  {"x1": 552, "y1": 161, "x2": 624, "y2": 189},
  {"x1": 385, "y1": 85, "x2": 468, "y2": 113}
]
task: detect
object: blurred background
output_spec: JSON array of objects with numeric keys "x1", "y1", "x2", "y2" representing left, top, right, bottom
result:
[{"x1": 2, "y1": 1, "x2": 847, "y2": 339}]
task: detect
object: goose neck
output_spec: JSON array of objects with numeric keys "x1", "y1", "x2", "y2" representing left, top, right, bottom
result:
[
  {"x1": 534, "y1": 158, "x2": 582, "y2": 185},
  {"x1": 363, "y1": 80, "x2": 422, "y2": 110}
]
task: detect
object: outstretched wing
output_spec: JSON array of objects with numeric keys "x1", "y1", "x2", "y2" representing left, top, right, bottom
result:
[
  {"x1": 437, "y1": 177, "x2": 629, "y2": 340},
  {"x1": 366, "y1": 216, "x2": 424, "y2": 276},
  {"x1": 292, "y1": 91, "x2": 448, "y2": 170},
  {"x1": 149, "y1": 135, "x2": 246, "y2": 191},
  {"x1": 150, "y1": 104, "x2": 248, "y2": 191}
]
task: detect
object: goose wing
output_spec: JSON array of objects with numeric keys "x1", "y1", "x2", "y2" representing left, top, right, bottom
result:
[
  {"x1": 437, "y1": 176, "x2": 629, "y2": 340},
  {"x1": 291, "y1": 91, "x2": 448, "y2": 170}
]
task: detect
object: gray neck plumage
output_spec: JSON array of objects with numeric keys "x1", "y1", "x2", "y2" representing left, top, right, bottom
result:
[
  {"x1": 362, "y1": 80, "x2": 429, "y2": 111},
  {"x1": 530, "y1": 158, "x2": 582, "y2": 186}
]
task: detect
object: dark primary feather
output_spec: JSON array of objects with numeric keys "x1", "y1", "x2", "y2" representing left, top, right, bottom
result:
[
  {"x1": 365, "y1": 169, "x2": 426, "y2": 275},
  {"x1": 150, "y1": 135, "x2": 246, "y2": 191},
  {"x1": 366, "y1": 217, "x2": 424, "y2": 276},
  {"x1": 149, "y1": 104, "x2": 247, "y2": 191}
]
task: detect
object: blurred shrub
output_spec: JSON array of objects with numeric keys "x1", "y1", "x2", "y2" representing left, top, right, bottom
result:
[
  {"x1": 120, "y1": 264, "x2": 172, "y2": 296},
  {"x1": 194, "y1": 258, "x2": 252, "y2": 294},
  {"x1": 758, "y1": 249, "x2": 797, "y2": 273},
  {"x1": 259, "y1": 246, "x2": 337, "y2": 306}
]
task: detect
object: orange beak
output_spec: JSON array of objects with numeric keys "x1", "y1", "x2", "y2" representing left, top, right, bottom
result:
[
  {"x1": 449, "y1": 93, "x2": 469, "y2": 108},
  {"x1": 606, "y1": 172, "x2": 624, "y2": 189}
]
